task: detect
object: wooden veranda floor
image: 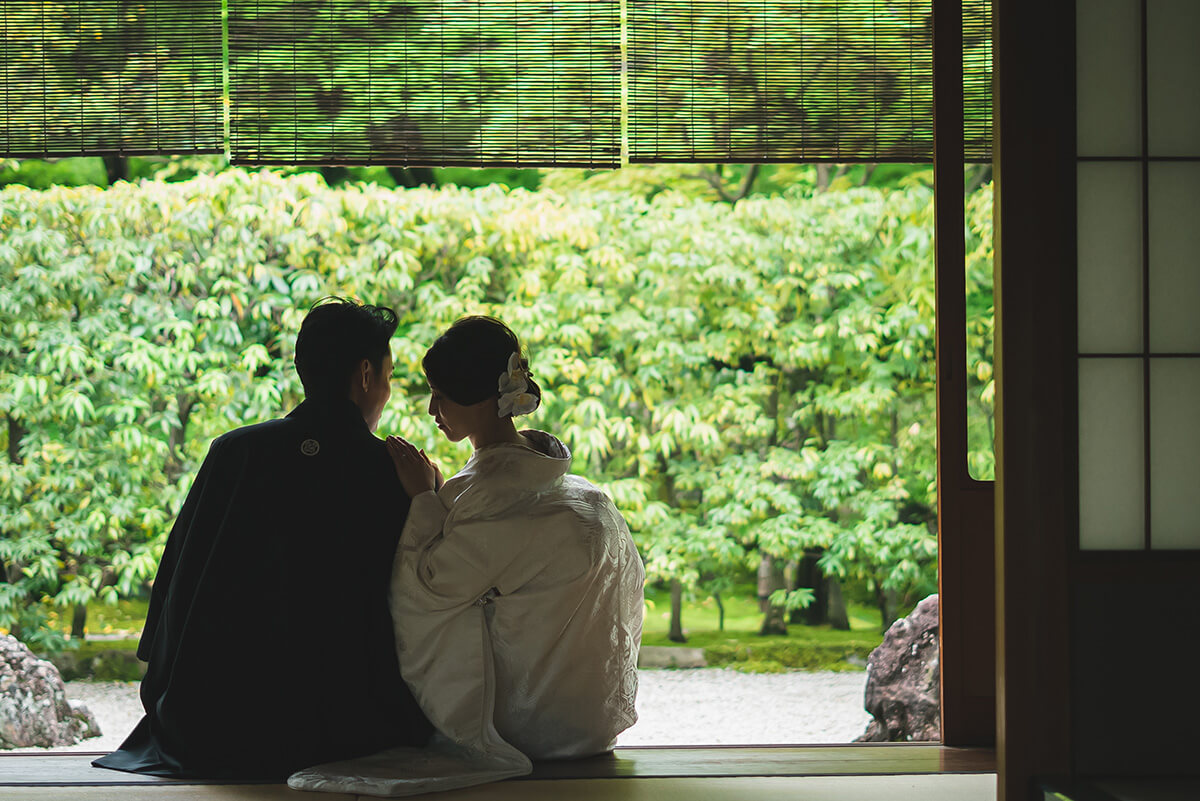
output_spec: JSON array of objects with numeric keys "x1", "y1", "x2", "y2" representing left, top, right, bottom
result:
[{"x1": 0, "y1": 744, "x2": 997, "y2": 800}]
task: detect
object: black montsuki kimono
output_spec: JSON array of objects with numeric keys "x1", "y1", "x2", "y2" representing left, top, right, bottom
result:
[{"x1": 93, "y1": 398, "x2": 432, "y2": 780}]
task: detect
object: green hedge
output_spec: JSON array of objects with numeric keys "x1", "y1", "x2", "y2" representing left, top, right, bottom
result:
[{"x1": 1, "y1": 170, "x2": 994, "y2": 647}]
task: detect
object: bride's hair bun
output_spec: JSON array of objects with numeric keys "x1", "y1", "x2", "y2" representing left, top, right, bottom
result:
[{"x1": 423, "y1": 316, "x2": 542, "y2": 409}]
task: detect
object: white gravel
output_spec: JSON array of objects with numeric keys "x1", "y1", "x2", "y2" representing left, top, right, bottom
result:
[
  {"x1": 14, "y1": 669, "x2": 871, "y2": 753},
  {"x1": 619, "y1": 669, "x2": 872, "y2": 745}
]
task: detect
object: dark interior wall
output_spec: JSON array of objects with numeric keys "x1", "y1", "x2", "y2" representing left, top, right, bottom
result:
[{"x1": 1072, "y1": 579, "x2": 1200, "y2": 776}]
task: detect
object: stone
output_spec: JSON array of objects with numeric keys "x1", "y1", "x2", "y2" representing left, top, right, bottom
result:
[
  {"x1": 855, "y1": 593, "x2": 940, "y2": 742},
  {"x1": 0, "y1": 635, "x2": 101, "y2": 749},
  {"x1": 637, "y1": 645, "x2": 707, "y2": 669}
]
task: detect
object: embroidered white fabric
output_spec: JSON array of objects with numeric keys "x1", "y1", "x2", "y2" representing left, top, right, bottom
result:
[{"x1": 288, "y1": 430, "x2": 644, "y2": 796}]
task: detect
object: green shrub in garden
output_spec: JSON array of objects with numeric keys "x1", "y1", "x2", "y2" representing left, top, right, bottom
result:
[{"x1": 0, "y1": 170, "x2": 994, "y2": 648}]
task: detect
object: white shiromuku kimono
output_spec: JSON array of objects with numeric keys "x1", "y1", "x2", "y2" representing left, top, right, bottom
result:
[{"x1": 288, "y1": 430, "x2": 644, "y2": 797}]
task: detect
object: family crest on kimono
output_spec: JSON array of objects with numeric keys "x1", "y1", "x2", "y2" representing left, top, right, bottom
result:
[{"x1": 290, "y1": 315, "x2": 644, "y2": 796}]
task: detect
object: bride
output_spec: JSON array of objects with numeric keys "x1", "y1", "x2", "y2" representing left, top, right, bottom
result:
[{"x1": 289, "y1": 316, "x2": 644, "y2": 796}]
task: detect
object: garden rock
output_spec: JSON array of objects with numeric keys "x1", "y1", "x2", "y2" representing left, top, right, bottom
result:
[
  {"x1": 856, "y1": 593, "x2": 940, "y2": 742},
  {"x1": 637, "y1": 646, "x2": 707, "y2": 669},
  {"x1": 0, "y1": 635, "x2": 101, "y2": 748}
]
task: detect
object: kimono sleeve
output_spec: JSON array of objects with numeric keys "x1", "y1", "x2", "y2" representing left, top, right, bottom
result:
[
  {"x1": 394, "y1": 490, "x2": 541, "y2": 612},
  {"x1": 136, "y1": 437, "x2": 227, "y2": 663}
]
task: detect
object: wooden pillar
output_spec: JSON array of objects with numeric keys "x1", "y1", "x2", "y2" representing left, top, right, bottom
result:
[{"x1": 993, "y1": 0, "x2": 1075, "y2": 797}]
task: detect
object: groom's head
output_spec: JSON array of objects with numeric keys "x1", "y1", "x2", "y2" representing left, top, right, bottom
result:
[{"x1": 294, "y1": 298, "x2": 398, "y2": 427}]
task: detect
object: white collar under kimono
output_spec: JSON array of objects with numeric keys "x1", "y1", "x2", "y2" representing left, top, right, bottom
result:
[{"x1": 435, "y1": 429, "x2": 571, "y2": 520}]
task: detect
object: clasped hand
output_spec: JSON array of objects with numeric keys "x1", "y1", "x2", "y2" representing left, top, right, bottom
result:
[{"x1": 385, "y1": 436, "x2": 444, "y2": 497}]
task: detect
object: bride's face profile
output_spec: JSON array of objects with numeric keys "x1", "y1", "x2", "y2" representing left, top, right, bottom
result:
[{"x1": 427, "y1": 383, "x2": 493, "y2": 444}]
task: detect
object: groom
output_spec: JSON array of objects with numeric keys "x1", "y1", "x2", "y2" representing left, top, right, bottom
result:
[{"x1": 94, "y1": 298, "x2": 431, "y2": 780}]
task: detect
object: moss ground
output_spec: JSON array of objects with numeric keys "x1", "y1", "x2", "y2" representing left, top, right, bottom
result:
[{"x1": 641, "y1": 585, "x2": 884, "y2": 672}]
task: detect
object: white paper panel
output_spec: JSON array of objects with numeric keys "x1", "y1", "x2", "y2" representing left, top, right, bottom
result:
[
  {"x1": 1078, "y1": 162, "x2": 1143, "y2": 354},
  {"x1": 1149, "y1": 163, "x2": 1200, "y2": 352},
  {"x1": 1077, "y1": 0, "x2": 1142, "y2": 156},
  {"x1": 1147, "y1": 0, "x2": 1200, "y2": 156},
  {"x1": 1150, "y1": 359, "x2": 1200, "y2": 549},
  {"x1": 1079, "y1": 359, "x2": 1145, "y2": 550}
]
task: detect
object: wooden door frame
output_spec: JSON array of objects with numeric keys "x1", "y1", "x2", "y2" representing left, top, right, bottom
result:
[{"x1": 933, "y1": 0, "x2": 998, "y2": 748}]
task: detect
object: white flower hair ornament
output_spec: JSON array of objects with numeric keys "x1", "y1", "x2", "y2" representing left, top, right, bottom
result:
[{"x1": 497, "y1": 352, "x2": 539, "y2": 418}]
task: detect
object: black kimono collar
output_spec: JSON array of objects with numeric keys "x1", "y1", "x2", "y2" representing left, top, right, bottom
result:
[{"x1": 287, "y1": 397, "x2": 372, "y2": 435}]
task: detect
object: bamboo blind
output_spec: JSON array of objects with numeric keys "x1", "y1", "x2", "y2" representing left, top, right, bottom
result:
[
  {"x1": 1, "y1": 1, "x2": 992, "y2": 165},
  {"x1": 0, "y1": 1, "x2": 224, "y2": 157},
  {"x1": 226, "y1": 0, "x2": 621, "y2": 168},
  {"x1": 962, "y1": 0, "x2": 992, "y2": 160},
  {"x1": 627, "y1": 0, "x2": 993, "y2": 163}
]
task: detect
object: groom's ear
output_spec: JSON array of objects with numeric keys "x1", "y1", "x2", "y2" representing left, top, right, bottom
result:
[{"x1": 359, "y1": 358, "x2": 373, "y2": 392}]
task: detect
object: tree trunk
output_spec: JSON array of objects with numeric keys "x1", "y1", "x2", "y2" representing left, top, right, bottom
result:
[
  {"x1": 794, "y1": 552, "x2": 830, "y2": 626},
  {"x1": 966, "y1": 164, "x2": 993, "y2": 193},
  {"x1": 757, "y1": 554, "x2": 788, "y2": 635},
  {"x1": 387, "y1": 166, "x2": 438, "y2": 188},
  {"x1": 816, "y1": 164, "x2": 832, "y2": 191},
  {"x1": 713, "y1": 591, "x2": 725, "y2": 632},
  {"x1": 319, "y1": 165, "x2": 350, "y2": 186},
  {"x1": 165, "y1": 394, "x2": 195, "y2": 483},
  {"x1": 785, "y1": 560, "x2": 802, "y2": 624},
  {"x1": 71, "y1": 604, "x2": 87, "y2": 639},
  {"x1": 668, "y1": 579, "x2": 687, "y2": 643},
  {"x1": 7, "y1": 414, "x2": 24, "y2": 464},
  {"x1": 2, "y1": 415, "x2": 25, "y2": 613},
  {"x1": 703, "y1": 163, "x2": 760, "y2": 205},
  {"x1": 827, "y1": 576, "x2": 851, "y2": 630},
  {"x1": 878, "y1": 586, "x2": 900, "y2": 632},
  {"x1": 782, "y1": 551, "x2": 831, "y2": 625},
  {"x1": 810, "y1": 569, "x2": 831, "y2": 626},
  {"x1": 102, "y1": 155, "x2": 129, "y2": 185}
]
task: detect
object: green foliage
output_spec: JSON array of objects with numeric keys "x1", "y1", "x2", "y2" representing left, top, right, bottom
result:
[
  {"x1": 0, "y1": 169, "x2": 993, "y2": 646},
  {"x1": 965, "y1": 183, "x2": 996, "y2": 480},
  {"x1": 0, "y1": 156, "x2": 543, "y2": 194},
  {"x1": 38, "y1": 638, "x2": 142, "y2": 681},
  {"x1": 0, "y1": 158, "x2": 110, "y2": 189},
  {"x1": 39, "y1": 598, "x2": 149, "y2": 638}
]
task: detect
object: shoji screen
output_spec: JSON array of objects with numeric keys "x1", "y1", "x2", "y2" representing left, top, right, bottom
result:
[{"x1": 1077, "y1": 0, "x2": 1200, "y2": 550}]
